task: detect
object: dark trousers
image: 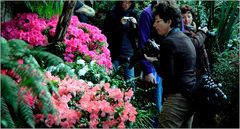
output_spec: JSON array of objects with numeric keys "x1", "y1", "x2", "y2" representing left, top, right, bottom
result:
[{"x1": 159, "y1": 93, "x2": 194, "y2": 128}]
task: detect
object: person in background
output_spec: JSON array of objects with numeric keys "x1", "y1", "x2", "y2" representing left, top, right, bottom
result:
[
  {"x1": 180, "y1": 5, "x2": 210, "y2": 80},
  {"x1": 103, "y1": 0, "x2": 138, "y2": 80},
  {"x1": 138, "y1": 0, "x2": 162, "y2": 111},
  {"x1": 74, "y1": 0, "x2": 95, "y2": 23},
  {"x1": 145, "y1": 2, "x2": 197, "y2": 128}
]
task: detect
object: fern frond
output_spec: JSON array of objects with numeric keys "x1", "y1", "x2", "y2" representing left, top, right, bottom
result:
[
  {"x1": 31, "y1": 50, "x2": 64, "y2": 68},
  {"x1": 1, "y1": 74, "x2": 19, "y2": 112},
  {"x1": 13, "y1": 63, "x2": 56, "y2": 116},
  {"x1": 7, "y1": 39, "x2": 30, "y2": 58},
  {"x1": 1, "y1": 98, "x2": 15, "y2": 128},
  {"x1": 18, "y1": 101, "x2": 35, "y2": 128},
  {"x1": 0, "y1": 37, "x2": 11, "y2": 62}
]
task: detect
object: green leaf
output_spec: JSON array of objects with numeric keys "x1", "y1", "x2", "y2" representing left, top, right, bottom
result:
[
  {"x1": 1, "y1": 98, "x2": 16, "y2": 128},
  {"x1": 31, "y1": 50, "x2": 64, "y2": 68},
  {"x1": 18, "y1": 101, "x2": 35, "y2": 128},
  {"x1": 1, "y1": 74, "x2": 19, "y2": 112}
]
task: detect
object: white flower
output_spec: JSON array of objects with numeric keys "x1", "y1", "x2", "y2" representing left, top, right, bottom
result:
[
  {"x1": 70, "y1": 69, "x2": 75, "y2": 73},
  {"x1": 78, "y1": 65, "x2": 89, "y2": 76},
  {"x1": 95, "y1": 74, "x2": 100, "y2": 78},
  {"x1": 76, "y1": 59, "x2": 85, "y2": 65},
  {"x1": 90, "y1": 60, "x2": 96, "y2": 66},
  {"x1": 87, "y1": 81, "x2": 94, "y2": 87}
]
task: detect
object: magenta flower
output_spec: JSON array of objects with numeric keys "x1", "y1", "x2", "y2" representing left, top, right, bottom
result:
[{"x1": 1, "y1": 13, "x2": 112, "y2": 70}]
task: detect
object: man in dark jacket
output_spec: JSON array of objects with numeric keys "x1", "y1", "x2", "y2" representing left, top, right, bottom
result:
[
  {"x1": 103, "y1": 0, "x2": 139, "y2": 80},
  {"x1": 145, "y1": 2, "x2": 197, "y2": 128}
]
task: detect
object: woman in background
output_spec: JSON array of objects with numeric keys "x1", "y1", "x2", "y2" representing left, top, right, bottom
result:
[{"x1": 103, "y1": 0, "x2": 139, "y2": 80}]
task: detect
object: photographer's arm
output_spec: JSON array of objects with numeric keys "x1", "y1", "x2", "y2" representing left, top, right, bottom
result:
[
  {"x1": 75, "y1": 3, "x2": 95, "y2": 17},
  {"x1": 138, "y1": 10, "x2": 155, "y2": 76}
]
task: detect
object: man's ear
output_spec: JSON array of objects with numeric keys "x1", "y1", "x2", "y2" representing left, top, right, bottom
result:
[
  {"x1": 167, "y1": 19, "x2": 172, "y2": 28},
  {"x1": 167, "y1": 19, "x2": 172, "y2": 27}
]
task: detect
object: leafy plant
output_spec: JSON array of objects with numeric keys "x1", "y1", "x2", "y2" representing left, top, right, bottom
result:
[
  {"x1": 24, "y1": 1, "x2": 63, "y2": 19},
  {"x1": 213, "y1": 0, "x2": 239, "y2": 53},
  {"x1": 0, "y1": 37, "x2": 63, "y2": 128},
  {"x1": 212, "y1": 47, "x2": 239, "y2": 127}
]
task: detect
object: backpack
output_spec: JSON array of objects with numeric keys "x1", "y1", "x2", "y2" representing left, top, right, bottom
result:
[{"x1": 189, "y1": 32, "x2": 227, "y2": 113}]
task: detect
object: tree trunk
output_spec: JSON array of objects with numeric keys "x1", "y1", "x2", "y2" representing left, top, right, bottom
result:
[{"x1": 54, "y1": 1, "x2": 76, "y2": 43}]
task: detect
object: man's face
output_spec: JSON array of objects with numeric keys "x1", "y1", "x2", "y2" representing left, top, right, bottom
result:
[
  {"x1": 153, "y1": 15, "x2": 171, "y2": 36},
  {"x1": 182, "y1": 11, "x2": 193, "y2": 26},
  {"x1": 122, "y1": 0, "x2": 132, "y2": 11}
]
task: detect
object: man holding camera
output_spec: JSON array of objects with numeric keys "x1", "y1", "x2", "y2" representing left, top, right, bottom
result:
[
  {"x1": 143, "y1": 2, "x2": 197, "y2": 128},
  {"x1": 103, "y1": 0, "x2": 138, "y2": 80}
]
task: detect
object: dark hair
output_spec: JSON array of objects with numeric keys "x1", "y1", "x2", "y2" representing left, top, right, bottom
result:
[
  {"x1": 153, "y1": 2, "x2": 181, "y2": 28},
  {"x1": 115, "y1": 1, "x2": 135, "y2": 10},
  {"x1": 180, "y1": 5, "x2": 195, "y2": 18}
]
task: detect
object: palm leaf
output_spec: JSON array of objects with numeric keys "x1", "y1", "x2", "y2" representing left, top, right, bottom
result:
[{"x1": 1, "y1": 98, "x2": 15, "y2": 128}]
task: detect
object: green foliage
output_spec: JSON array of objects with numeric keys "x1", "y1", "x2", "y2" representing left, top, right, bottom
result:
[
  {"x1": 1, "y1": 75, "x2": 18, "y2": 128},
  {"x1": 1, "y1": 98, "x2": 15, "y2": 128},
  {"x1": 24, "y1": 1, "x2": 63, "y2": 19},
  {"x1": 30, "y1": 49, "x2": 64, "y2": 69},
  {"x1": 214, "y1": 1, "x2": 239, "y2": 52},
  {"x1": 132, "y1": 109, "x2": 156, "y2": 128},
  {"x1": 212, "y1": 47, "x2": 239, "y2": 127},
  {"x1": 90, "y1": 1, "x2": 116, "y2": 29},
  {"x1": 0, "y1": 37, "x2": 62, "y2": 128},
  {"x1": 1, "y1": 75, "x2": 19, "y2": 112}
]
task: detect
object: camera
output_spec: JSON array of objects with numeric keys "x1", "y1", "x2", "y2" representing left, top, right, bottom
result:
[
  {"x1": 129, "y1": 39, "x2": 160, "y2": 69},
  {"x1": 192, "y1": 73, "x2": 227, "y2": 111},
  {"x1": 184, "y1": 24, "x2": 217, "y2": 38},
  {"x1": 123, "y1": 17, "x2": 136, "y2": 28},
  {"x1": 201, "y1": 74, "x2": 227, "y2": 100},
  {"x1": 199, "y1": 24, "x2": 217, "y2": 38},
  {"x1": 123, "y1": 17, "x2": 131, "y2": 22}
]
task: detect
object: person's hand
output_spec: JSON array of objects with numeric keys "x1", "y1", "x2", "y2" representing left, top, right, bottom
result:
[
  {"x1": 198, "y1": 26, "x2": 208, "y2": 33},
  {"x1": 144, "y1": 54, "x2": 158, "y2": 62},
  {"x1": 145, "y1": 73, "x2": 157, "y2": 84},
  {"x1": 129, "y1": 17, "x2": 137, "y2": 24},
  {"x1": 121, "y1": 16, "x2": 129, "y2": 24}
]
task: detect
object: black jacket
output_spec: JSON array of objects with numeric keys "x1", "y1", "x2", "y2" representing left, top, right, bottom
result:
[
  {"x1": 184, "y1": 29, "x2": 209, "y2": 79},
  {"x1": 103, "y1": 2, "x2": 138, "y2": 60},
  {"x1": 158, "y1": 29, "x2": 197, "y2": 96}
]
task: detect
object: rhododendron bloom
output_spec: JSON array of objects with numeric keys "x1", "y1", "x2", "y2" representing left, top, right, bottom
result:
[
  {"x1": 1, "y1": 13, "x2": 112, "y2": 70},
  {"x1": 33, "y1": 72, "x2": 137, "y2": 128}
]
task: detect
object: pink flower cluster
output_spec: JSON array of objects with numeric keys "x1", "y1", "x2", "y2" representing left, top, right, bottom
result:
[
  {"x1": 34, "y1": 72, "x2": 137, "y2": 128},
  {"x1": 1, "y1": 13, "x2": 112, "y2": 70},
  {"x1": 1, "y1": 13, "x2": 47, "y2": 46}
]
